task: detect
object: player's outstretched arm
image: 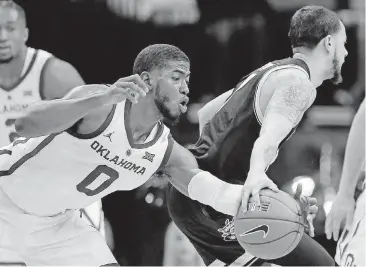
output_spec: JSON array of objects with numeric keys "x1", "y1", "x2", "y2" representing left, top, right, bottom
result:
[
  {"x1": 241, "y1": 69, "x2": 316, "y2": 211},
  {"x1": 325, "y1": 99, "x2": 365, "y2": 241},
  {"x1": 15, "y1": 75, "x2": 148, "y2": 138},
  {"x1": 160, "y1": 140, "x2": 242, "y2": 216}
]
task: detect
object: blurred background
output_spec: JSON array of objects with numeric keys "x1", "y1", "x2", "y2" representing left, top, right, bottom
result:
[{"x1": 5, "y1": 0, "x2": 366, "y2": 265}]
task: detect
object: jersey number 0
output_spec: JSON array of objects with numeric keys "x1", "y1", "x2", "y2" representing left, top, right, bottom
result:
[{"x1": 77, "y1": 165, "x2": 119, "y2": 196}]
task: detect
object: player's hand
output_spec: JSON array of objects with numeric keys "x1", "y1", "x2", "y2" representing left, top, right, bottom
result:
[
  {"x1": 293, "y1": 183, "x2": 318, "y2": 238},
  {"x1": 325, "y1": 194, "x2": 355, "y2": 241},
  {"x1": 241, "y1": 171, "x2": 279, "y2": 213},
  {"x1": 105, "y1": 74, "x2": 149, "y2": 105}
]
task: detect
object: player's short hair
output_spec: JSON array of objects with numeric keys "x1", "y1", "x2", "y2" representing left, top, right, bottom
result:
[
  {"x1": 0, "y1": 0, "x2": 26, "y2": 25},
  {"x1": 133, "y1": 44, "x2": 189, "y2": 75},
  {"x1": 288, "y1": 5, "x2": 341, "y2": 49}
]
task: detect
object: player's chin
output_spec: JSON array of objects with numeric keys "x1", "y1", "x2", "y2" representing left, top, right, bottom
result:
[
  {"x1": 330, "y1": 73, "x2": 343, "y2": 84},
  {"x1": 163, "y1": 110, "x2": 181, "y2": 126}
]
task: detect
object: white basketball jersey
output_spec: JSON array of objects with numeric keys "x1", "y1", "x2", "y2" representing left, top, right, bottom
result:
[
  {"x1": 0, "y1": 100, "x2": 172, "y2": 216},
  {"x1": 0, "y1": 47, "x2": 52, "y2": 148}
]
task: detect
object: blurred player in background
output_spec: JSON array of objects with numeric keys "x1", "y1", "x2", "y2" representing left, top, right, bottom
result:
[
  {"x1": 0, "y1": 1, "x2": 110, "y2": 263},
  {"x1": 325, "y1": 99, "x2": 365, "y2": 266},
  {"x1": 167, "y1": 5, "x2": 347, "y2": 266}
]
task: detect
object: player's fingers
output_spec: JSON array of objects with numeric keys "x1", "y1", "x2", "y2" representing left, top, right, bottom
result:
[
  {"x1": 332, "y1": 220, "x2": 341, "y2": 241},
  {"x1": 345, "y1": 210, "x2": 354, "y2": 230},
  {"x1": 325, "y1": 213, "x2": 334, "y2": 239},
  {"x1": 252, "y1": 189, "x2": 261, "y2": 208},
  {"x1": 308, "y1": 197, "x2": 317, "y2": 206},
  {"x1": 116, "y1": 83, "x2": 146, "y2": 103},
  {"x1": 294, "y1": 183, "x2": 302, "y2": 199},
  {"x1": 116, "y1": 81, "x2": 147, "y2": 98},
  {"x1": 119, "y1": 74, "x2": 149, "y2": 93},
  {"x1": 308, "y1": 205, "x2": 318, "y2": 215},
  {"x1": 268, "y1": 181, "x2": 279, "y2": 192},
  {"x1": 307, "y1": 215, "x2": 315, "y2": 237},
  {"x1": 241, "y1": 190, "x2": 250, "y2": 213}
]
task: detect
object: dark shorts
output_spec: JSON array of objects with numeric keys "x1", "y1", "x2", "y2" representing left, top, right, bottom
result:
[{"x1": 166, "y1": 185, "x2": 335, "y2": 266}]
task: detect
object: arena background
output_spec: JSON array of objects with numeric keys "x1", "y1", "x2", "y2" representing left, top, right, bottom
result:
[{"x1": 3, "y1": 0, "x2": 365, "y2": 265}]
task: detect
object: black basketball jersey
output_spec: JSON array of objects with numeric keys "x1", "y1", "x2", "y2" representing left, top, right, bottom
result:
[{"x1": 189, "y1": 58, "x2": 310, "y2": 184}]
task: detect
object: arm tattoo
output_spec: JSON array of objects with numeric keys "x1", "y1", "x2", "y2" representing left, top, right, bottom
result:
[{"x1": 266, "y1": 73, "x2": 316, "y2": 126}]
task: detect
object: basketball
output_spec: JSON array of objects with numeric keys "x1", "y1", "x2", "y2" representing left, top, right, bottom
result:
[{"x1": 234, "y1": 189, "x2": 305, "y2": 260}]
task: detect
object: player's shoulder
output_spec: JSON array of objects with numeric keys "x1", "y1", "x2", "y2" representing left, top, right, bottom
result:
[
  {"x1": 264, "y1": 67, "x2": 315, "y2": 98},
  {"x1": 41, "y1": 57, "x2": 85, "y2": 100},
  {"x1": 268, "y1": 67, "x2": 311, "y2": 86},
  {"x1": 43, "y1": 57, "x2": 82, "y2": 82}
]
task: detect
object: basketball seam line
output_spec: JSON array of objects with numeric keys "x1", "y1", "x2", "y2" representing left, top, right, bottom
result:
[
  {"x1": 240, "y1": 230, "x2": 301, "y2": 245},
  {"x1": 238, "y1": 217, "x2": 305, "y2": 226},
  {"x1": 262, "y1": 194, "x2": 302, "y2": 216}
]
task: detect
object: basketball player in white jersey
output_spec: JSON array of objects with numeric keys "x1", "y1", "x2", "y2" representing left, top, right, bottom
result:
[
  {"x1": 0, "y1": 1, "x2": 109, "y2": 263},
  {"x1": 0, "y1": 42, "x2": 256, "y2": 265},
  {"x1": 325, "y1": 99, "x2": 365, "y2": 266}
]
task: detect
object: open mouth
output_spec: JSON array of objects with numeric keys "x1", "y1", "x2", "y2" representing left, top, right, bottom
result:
[
  {"x1": 179, "y1": 97, "x2": 189, "y2": 113},
  {"x1": 180, "y1": 97, "x2": 189, "y2": 107}
]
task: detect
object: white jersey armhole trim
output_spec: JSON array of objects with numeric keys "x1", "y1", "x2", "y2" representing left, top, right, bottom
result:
[{"x1": 254, "y1": 64, "x2": 310, "y2": 125}]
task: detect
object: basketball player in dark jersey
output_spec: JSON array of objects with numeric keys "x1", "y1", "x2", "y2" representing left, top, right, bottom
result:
[{"x1": 166, "y1": 5, "x2": 348, "y2": 266}]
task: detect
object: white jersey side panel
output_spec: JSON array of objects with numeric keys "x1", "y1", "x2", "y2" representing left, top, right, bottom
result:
[
  {"x1": 0, "y1": 101, "x2": 172, "y2": 216},
  {"x1": 0, "y1": 48, "x2": 52, "y2": 147}
]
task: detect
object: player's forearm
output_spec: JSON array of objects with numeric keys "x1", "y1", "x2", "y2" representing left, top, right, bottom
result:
[
  {"x1": 249, "y1": 135, "x2": 279, "y2": 173},
  {"x1": 15, "y1": 94, "x2": 106, "y2": 138},
  {"x1": 337, "y1": 101, "x2": 365, "y2": 197}
]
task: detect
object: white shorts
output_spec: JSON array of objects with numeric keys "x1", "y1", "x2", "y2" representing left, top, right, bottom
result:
[
  {"x1": 335, "y1": 190, "x2": 365, "y2": 267},
  {"x1": 0, "y1": 188, "x2": 116, "y2": 266},
  {"x1": 81, "y1": 200, "x2": 106, "y2": 238}
]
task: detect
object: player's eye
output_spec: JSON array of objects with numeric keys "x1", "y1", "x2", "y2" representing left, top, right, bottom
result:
[
  {"x1": 5, "y1": 25, "x2": 15, "y2": 32},
  {"x1": 172, "y1": 76, "x2": 180, "y2": 81}
]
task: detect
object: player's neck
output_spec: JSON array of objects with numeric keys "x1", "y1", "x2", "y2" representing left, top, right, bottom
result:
[
  {"x1": 0, "y1": 46, "x2": 28, "y2": 80},
  {"x1": 128, "y1": 97, "x2": 162, "y2": 142},
  {"x1": 293, "y1": 52, "x2": 327, "y2": 88}
]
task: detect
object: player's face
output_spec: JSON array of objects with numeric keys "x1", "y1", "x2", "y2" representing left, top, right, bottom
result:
[
  {"x1": 152, "y1": 60, "x2": 190, "y2": 125},
  {"x1": 0, "y1": 7, "x2": 28, "y2": 63},
  {"x1": 330, "y1": 21, "x2": 348, "y2": 84}
]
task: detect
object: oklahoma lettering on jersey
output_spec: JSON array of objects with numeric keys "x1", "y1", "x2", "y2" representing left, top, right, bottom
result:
[
  {"x1": 0, "y1": 100, "x2": 172, "y2": 216},
  {"x1": 0, "y1": 47, "x2": 52, "y2": 148}
]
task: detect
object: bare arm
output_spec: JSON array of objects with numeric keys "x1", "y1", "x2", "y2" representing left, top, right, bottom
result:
[
  {"x1": 15, "y1": 75, "x2": 148, "y2": 138},
  {"x1": 338, "y1": 99, "x2": 365, "y2": 196},
  {"x1": 161, "y1": 140, "x2": 200, "y2": 196},
  {"x1": 15, "y1": 84, "x2": 111, "y2": 138},
  {"x1": 250, "y1": 69, "x2": 316, "y2": 172},
  {"x1": 325, "y1": 99, "x2": 365, "y2": 240}
]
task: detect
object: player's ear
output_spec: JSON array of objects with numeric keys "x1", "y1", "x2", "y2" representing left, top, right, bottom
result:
[
  {"x1": 323, "y1": 35, "x2": 333, "y2": 53},
  {"x1": 140, "y1": 71, "x2": 153, "y2": 92},
  {"x1": 24, "y1": 27, "x2": 29, "y2": 43}
]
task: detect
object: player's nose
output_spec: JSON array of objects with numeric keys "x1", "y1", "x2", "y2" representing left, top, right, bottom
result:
[
  {"x1": 180, "y1": 81, "x2": 189, "y2": 96},
  {"x1": 0, "y1": 28, "x2": 8, "y2": 41}
]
